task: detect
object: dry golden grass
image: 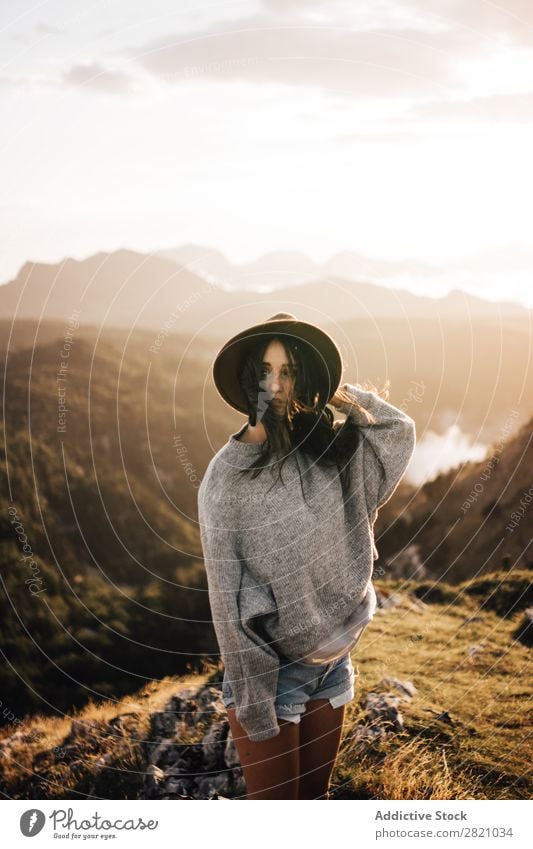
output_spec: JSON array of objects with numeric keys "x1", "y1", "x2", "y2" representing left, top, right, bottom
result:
[
  {"x1": 0, "y1": 579, "x2": 531, "y2": 800},
  {"x1": 0, "y1": 672, "x2": 211, "y2": 799},
  {"x1": 332, "y1": 582, "x2": 532, "y2": 800}
]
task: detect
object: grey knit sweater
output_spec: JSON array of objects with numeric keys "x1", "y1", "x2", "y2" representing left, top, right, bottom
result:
[{"x1": 197, "y1": 383, "x2": 416, "y2": 742}]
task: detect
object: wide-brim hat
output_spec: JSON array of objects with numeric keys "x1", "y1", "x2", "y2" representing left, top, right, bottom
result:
[{"x1": 212, "y1": 312, "x2": 343, "y2": 416}]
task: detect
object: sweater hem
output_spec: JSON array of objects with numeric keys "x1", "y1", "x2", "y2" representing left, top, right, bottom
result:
[{"x1": 246, "y1": 725, "x2": 282, "y2": 742}]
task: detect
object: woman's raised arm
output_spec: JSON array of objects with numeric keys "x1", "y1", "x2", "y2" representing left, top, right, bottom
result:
[{"x1": 331, "y1": 382, "x2": 416, "y2": 520}]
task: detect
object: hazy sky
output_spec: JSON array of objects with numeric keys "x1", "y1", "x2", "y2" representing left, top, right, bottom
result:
[{"x1": 2, "y1": 0, "x2": 533, "y2": 305}]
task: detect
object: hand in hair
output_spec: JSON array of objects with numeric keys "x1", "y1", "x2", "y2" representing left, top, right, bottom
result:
[{"x1": 328, "y1": 386, "x2": 359, "y2": 410}]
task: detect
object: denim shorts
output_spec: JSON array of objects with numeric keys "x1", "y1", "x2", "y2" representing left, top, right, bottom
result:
[{"x1": 221, "y1": 651, "x2": 356, "y2": 725}]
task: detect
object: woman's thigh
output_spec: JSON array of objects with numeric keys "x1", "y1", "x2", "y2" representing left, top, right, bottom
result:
[
  {"x1": 226, "y1": 707, "x2": 300, "y2": 800},
  {"x1": 298, "y1": 698, "x2": 346, "y2": 799}
]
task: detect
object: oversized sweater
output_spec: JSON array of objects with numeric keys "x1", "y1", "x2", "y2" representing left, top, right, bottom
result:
[{"x1": 197, "y1": 383, "x2": 416, "y2": 742}]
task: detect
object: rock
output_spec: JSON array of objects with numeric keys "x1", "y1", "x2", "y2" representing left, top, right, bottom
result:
[
  {"x1": 202, "y1": 721, "x2": 229, "y2": 771},
  {"x1": 165, "y1": 694, "x2": 213, "y2": 733},
  {"x1": 352, "y1": 724, "x2": 386, "y2": 743},
  {"x1": 513, "y1": 607, "x2": 533, "y2": 647},
  {"x1": 466, "y1": 642, "x2": 487, "y2": 656},
  {"x1": 174, "y1": 686, "x2": 198, "y2": 701},
  {"x1": 143, "y1": 764, "x2": 166, "y2": 795},
  {"x1": 435, "y1": 711, "x2": 454, "y2": 725},
  {"x1": 195, "y1": 687, "x2": 227, "y2": 720},
  {"x1": 232, "y1": 769, "x2": 246, "y2": 797},
  {"x1": 93, "y1": 754, "x2": 112, "y2": 772},
  {"x1": 150, "y1": 710, "x2": 179, "y2": 738},
  {"x1": 177, "y1": 698, "x2": 200, "y2": 729},
  {"x1": 347, "y1": 674, "x2": 419, "y2": 750},
  {"x1": 364, "y1": 692, "x2": 405, "y2": 731},
  {"x1": 164, "y1": 777, "x2": 196, "y2": 797},
  {"x1": 195, "y1": 773, "x2": 232, "y2": 799},
  {"x1": 377, "y1": 677, "x2": 417, "y2": 699},
  {"x1": 148, "y1": 738, "x2": 183, "y2": 768},
  {"x1": 139, "y1": 680, "x2": 247, "y2": 800},
  {"x1": 172, "y1": 744, "x2": 205, "y2": 773},
  {"x1": 383, "y1": 544, "x2": 427, "y2": 581},
  {"x1": 224, "y1": 730, "x2": 241, "y2": 768}
]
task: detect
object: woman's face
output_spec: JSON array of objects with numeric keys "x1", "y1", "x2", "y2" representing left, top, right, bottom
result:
[{"x1": 259, "y1": 340, "x2": 297, "y2": 415}]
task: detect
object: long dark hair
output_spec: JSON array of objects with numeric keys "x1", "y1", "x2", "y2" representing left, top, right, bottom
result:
[{"x1": 237, "y1": 333, "x2": 381, "y2": 503}]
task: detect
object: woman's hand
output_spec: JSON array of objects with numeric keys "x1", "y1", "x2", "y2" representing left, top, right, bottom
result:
[
  {"x1": 328, "y1": 386, "x2": 356, "y2": 409},
  {"x1": 329, "y1": 384, "x2": 375, "y2": 424},
  {"x1": 328, "y1": 390, "x2": 344, "y2": 409}
]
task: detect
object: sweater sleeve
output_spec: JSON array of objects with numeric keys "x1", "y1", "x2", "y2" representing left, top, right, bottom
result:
[
  {"x1": 336, "y1": 382, "x2": 416, "y2": 520},
  {"x1": 197, "y1": 486, "x2": 281, "y2": 742}
]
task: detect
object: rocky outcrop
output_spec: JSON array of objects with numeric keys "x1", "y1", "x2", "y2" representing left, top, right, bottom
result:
[
  {"x1": 2, "y1": 579, "x2": 528, "y2": 800},
  {"x1": 346, "y1": 677, "x2": 418, "y2": 748},
  {"x1": 513, "y1": 607, "x2": 533, "y2": 647},
  {"x1": 140, "y1": 685, "x2": 245, "y2": 800},
  {"x1": 139, "y1": 673, "x2": 421, "y2": 799}
]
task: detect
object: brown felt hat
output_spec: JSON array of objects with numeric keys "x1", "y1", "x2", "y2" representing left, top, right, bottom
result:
[{"x1": 212, "y1": 312, "x2": 343, "y2": 416}]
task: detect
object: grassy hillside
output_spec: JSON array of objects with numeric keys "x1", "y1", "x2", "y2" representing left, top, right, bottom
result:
[
  {"x1": 1, "y1": 320, "x2": 530, "y2": 752},
  {"x1": 1, "y1": 571, "x2": 530, "y2": 800}
]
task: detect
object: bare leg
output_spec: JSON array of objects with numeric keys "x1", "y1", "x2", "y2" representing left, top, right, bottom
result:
[
  {"x1": 297, "y1": 698, "x2": 346, "y2": 799},
  {"x1": 227, "y1": 707, "x2": 300, "y2": 799}
]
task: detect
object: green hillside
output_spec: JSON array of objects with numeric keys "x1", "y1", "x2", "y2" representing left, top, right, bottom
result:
[{"x1": 0, "y1": 334, "x2": 228, "y2": 719}]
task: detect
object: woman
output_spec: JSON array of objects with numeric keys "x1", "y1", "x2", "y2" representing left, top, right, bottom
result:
[{"x1": 197, "y1": 312, "x2": 416, "y2": 799}]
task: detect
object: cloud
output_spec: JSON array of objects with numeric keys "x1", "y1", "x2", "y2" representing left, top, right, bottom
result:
[
  {"x1": 0, "y1": 58, "x2": 140, "y2": 96},
  {"x1": 121, "y1": 12, "x2": 468, "y2": 98},
  {"x1": 7, "y1": 1, "x2": 532, "y2": 103},
  {"x1": 262, "y1": 0, "x2": 533, "y2": 48},
  {"x1": 410, "y1": 90, "x2": 533, "y2": 122},
  {"x1": 0, "y1": 72, "x2": 55, "y2": 91},
  {"x1": 61, "y1": 61, "x2": 139, "y2": 94},
  {"x1": 378, "y1": 0, "x2": 533, "y2": 48}
]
